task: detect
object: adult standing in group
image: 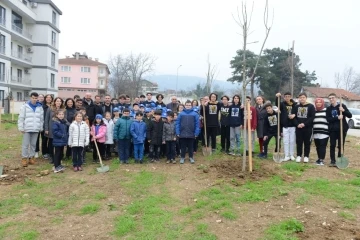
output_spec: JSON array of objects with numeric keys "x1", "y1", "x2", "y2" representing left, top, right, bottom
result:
[
  {"x1": 220, "y1": 96, "x2": 231, "y2": 154},
  {"x1": 125, "y1": 95, "x2": 132, "y2": 109},
  {"x1": 155, "y1": 94, "x2": 166, "y2": 108},
  {"x1": 276, "y1": 92, "x2": 296, "y2": 161},
  {"x1": 134, "y1": 97, "x2": 141, "y2": 105},
  {"x1": 144, "y1": 93, "x2": 155, "y2": 108},
  {"x1": 313, "y1": 98, "x2": 329, "y2": 166},
  {"x1": 83, "y1": 92, "x2": 96, "y2": 125},
  {"x1": 18, "y1": 92, "x2": 44, "y2": 167},
  {"x1": 34, "y1": 94, "x2": 44, "y2": 158},
  {"x1": 65, "y1": 98, "x2": 76, "y2": 159},
  {"x1": 102, "y1": 94, "x2": 114, "y2": 117},
  {"x1": 94, "y1": 95, "x2": 103, "y2": 115},
  {"x1": 75, "y1": 98, "x2": 83, "y2": 111},
  {"x1": 326, "y1": 93, "x2": 352, "y2": 167},
  {"x1": 200, "y1": 93, "x2": 221, "y2": 152},
  {"x1": 41, "y1": 94, "x2": 53, "y2": 159},
  {"x1": 167, "y1": 96, "x2": 179, "y2": 113},
  {"x1": 255, "y1": 96, "x2": 267, "y2": 155},
  {"x1": 44, "y1": 97, "x2": 66, "y2": 163}
]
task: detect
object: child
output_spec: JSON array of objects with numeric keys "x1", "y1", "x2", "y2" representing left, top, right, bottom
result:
[
  {"x1": 52, "y1": 109, "x2": 68, "y2": 173},
  {"x1": 130, "y1": 112, "x2": 147, "y2": 163},
  {"x1": 112, "y1": 107, "x2": 120, "y2": 156},
  {"x1": 139, "y1": 104, "x2": 145, "y2": 113},
  {"x1": 68, "y1": 111, "x2": 89, "y2": 171},
  {"x1": 220, "y1": 96, "x2": 231, "y2": 154},
  {"x1": 313, "y1": 98, "x2": 329, "y2": 166},
  {"x1": 143, "y1": 108, "x2": 153, "y2": 155},
  {"x1": 114, "y1": 108, "x2": 133, "y2": 164},
  {"x1": 103, "y1": 112, "x2": 114, "y2": 160},
  {"x1": 176, "y1": 100, "x2": 200, "y2": 164},
  {"x1": 147, "y1": 110, "x2": 164, "y2": 163},
  {"x1": 244, "y1": 96, "x2": 258, "y2": 156},
  {"x1": 174, "y1": 112, "x2": 180, "y2": 157},
  {"x1": 91, "y1": 114, "x2": 107, "y2": 163},
  {"x1": 162, "y1": 111, "x2": 177, "y2": 164},
  {"x1": 258, "y1": 103, "x2": 280, "y2": 159},
  {"x1": 228, "y1": 95, "x2": 244, "y2": 156}
]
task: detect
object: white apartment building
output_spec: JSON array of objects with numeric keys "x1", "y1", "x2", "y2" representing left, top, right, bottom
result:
[{"x1": 0, "y1": 0, "x2": 62, "y2": 112}]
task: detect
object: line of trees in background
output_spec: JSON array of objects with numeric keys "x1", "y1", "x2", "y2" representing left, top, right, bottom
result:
[{"x1": 334, "y1": 67, "x2": 360, "y2": 95}]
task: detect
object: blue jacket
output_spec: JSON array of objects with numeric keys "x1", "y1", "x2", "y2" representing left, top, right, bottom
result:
[
  {"x1": 114, "y1": 116, "x2": 133, "y2": 140},
  {"x1": 130, "y1": 120, "x2": 147, "y2": 144},
  {"x1": 52, "y1": 119, "x2": 68, "y2": 147},
  {"x1": 176, "y1": 108, "x2": 200, "y2": 138}
]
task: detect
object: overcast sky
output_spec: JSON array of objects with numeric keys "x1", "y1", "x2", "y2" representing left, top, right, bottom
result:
[{"x1": 53, "y1": 0, "x2": 360, "y2": 88}]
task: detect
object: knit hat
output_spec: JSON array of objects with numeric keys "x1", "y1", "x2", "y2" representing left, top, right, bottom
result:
[
  {"x1": 314, "y1": 98, "x2": 325, "y2": 111},
  {"x1": 95, "y1": 114, "x2": 103, "y2": 119}
]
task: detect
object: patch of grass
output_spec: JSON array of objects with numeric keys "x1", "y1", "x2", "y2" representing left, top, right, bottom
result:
[
  {"x1": 295, "y1": 193, "x2": 310, "y2": 205},
  {"x1": 4, "y1": 122, "x2": 15, "y2": 130},
  {"x1": 191, "y1": 211, "x2": 205, "y2": 220},
  {"x1": 195, "y1": 199, "x2": 210, "y2": 209},
  {"x1": 183, "y1": 223, "x2": 217, "y2": 240},
  {"x1": 0, "y1": 222, "x2": 15, "y2": 239},
  {"x1": 347, "y1": 177, "x2": 360, "y2": 186},
  {"x1": 79, "y1": 178, "x2": 86, "y2": 184},
  {"x1": 263, "y1": 218, "x2": 304, "y2": 240},
  {"x1": 281, "y1": 162, "x2": 313, "y2": 175},
  {"x1": 94, "y1": 192, "x2": 107, "y2": 200},
  {"x1": 338, "y1": 211, "x2": 356, "y2": 220},
  {"x1": 51, "y1": 200, "x2": 68, "y2": 210},
  {"x1": 51, "y1": 217, "x2": 64, "y2": 224},
  {"x1": 19, "y1": 230, "x2": 39, "y2": 240},
  {"x1": 113, "y1": 215, "x2": 136, "y2": 237},
  {"x1": 221, "y1": 211, "x2": 237, "y2": 220},
  {"x1": 80, "y1": 203, "x2": 100, "y2": 215},
  {"x1": 179, "y1": 206, "x2": 192, "y2": 215},
  {"x1": 123, "y1": 170, "x2": 166, "y2": 195}
]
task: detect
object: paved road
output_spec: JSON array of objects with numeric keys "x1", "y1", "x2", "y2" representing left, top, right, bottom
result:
[{"x1": 347, "y1": 129, "x2": 360, "y2": 137}]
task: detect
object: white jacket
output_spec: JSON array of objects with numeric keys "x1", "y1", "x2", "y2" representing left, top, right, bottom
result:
[
  {"x1": 103, "y1": 118, "x2": 114, "y2": 144},
  {"x1": 68, "y1": 121, "x2": 90, "y2": 147},
  {"x1": 18, "y1": 101, "x2": 44, "y2": 132}
]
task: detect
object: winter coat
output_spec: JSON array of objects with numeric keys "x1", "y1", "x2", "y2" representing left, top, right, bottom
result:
[
  {"x1": 263, "y1": 110, "x2": 280, "y2": 137},
  {"x1": 42, "y1": 104, "x2": 50, "y2": 129},
  {"x1": 68, "y1": 121, "x2": 90, "y2": 147},
  {"x1": 65, "y1": 107, "x2": 76, "y2": 123},
  {"x1": 291, "y1": 102, "x2": 316, "y2": 128},
  {"x1": 220, "y1": 103, "x2": 231, "y2": 126},
  {"x1": 176, "y1": 108, "x2": 200, "y2": 138},
  {"x1": 130, "y1": 120, "x2": 147, "y2": 144},
  {"x1": 162, "y1": 121, "x2": 176, "y2": 142},
  {"x1": 103, "y1": 118, "x2": 114, "y2": 144},
  {"x1": 52, "y1": 119, "x2": 69, "y2": 147},
  {"x1": 91, "y1": 124, "x2": 107, "y2": 143},
  {"x1": 18, "y1": 101, "x2": 44, "y2": 132},
  {"x1": 326, "y1": 103, "x2": 352, "y2": 132},
  {"x1": 82, "y1": 98, "x2": 96, "y2": 123},
  {"x1": 102, "y1": 103, "x2": 114, "y2": 117},
  {"x1": 143, "y1": 100, "x2": 156, "y2": 108},
  {"x1": 228, "y1": 103, "x2": 244, "y2": 127},
  {"x1": 200, "y1": 102, "x2": 221, "y2": 127},
  {"x1": 166, "y1": 102, "x2": 179, "y2": 113},
  {"x1": 256, "y1": 105, "x2": 267, "y2": 138},
  {"x1": 44, "y1": 107, "x2": 67, "y2": 138},
  {"x1": 244, "y1": 106, "x2": 258, "y2": 130},
  {"x1": 147, "y1": 119, "x2": 164, "y2": 145},
  {"x1": 113, "y1": 116, "x2": 133, "y2": 140},
  {"x1": 155, "y1": 101, "x2": 166, "y2": 108}
]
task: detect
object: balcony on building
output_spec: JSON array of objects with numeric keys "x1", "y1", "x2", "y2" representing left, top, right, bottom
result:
[
  {"x1": 11, "y1": 50, "x2": 32, "y2": 68},
  {"x1": 0, "y1": 45, "x2": 5, "y2": 55},
  {"x1": 10, "y1": 75, "x2": 32, "y2": 89},
  {"x1": 2, "y1": 0, "x2": 36, "y2": 22},
  {"x1": 0, "y1": 74, "x2": 5, "y2": 82}
]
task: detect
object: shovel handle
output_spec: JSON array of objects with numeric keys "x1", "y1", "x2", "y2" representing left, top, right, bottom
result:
[
  {"x1": 339, "y1": 95, "x2": 344, "y2": 155},
  {"x1": 93, "y1": 140, "x2": 104, "y2": 166}
]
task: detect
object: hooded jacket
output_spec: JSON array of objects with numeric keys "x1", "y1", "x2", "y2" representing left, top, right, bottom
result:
[
  {"x1": 277, "y1": 97, "x2": 296, "y2": 128},
  {"x1": 220, "y1": 103, "x2": 231, "y2": 126},
  {"x1": 263, "y1": 110, "x2": 280, "y2": 136},
  {"x1": 114, "y1": 115, "x2": 133, "y2": 140},
  {"x1": 83, "y1": 98, "x2": 96, "y2": 123},
  {"x1": 147, "y1": 119, "x2": 164, "y2": 145},
  {"x1": 91, "y1": 123, "x2": 107, "y2": 143},
  {"x1": 291, "y1": 102, "x2": 315, "y2": 128},
  {"x1": 326, "y1": 103, "x2": 352, "y2": 132},
  {"x1": 52, "y1": 119, "x2": 69, "y2": 147},
  {"x1": 163, "y1": 121, "x2": 177, "y2": 142},
  {"x1": 103, "y1": 118, "x2": 114, "y2": 144},
  {"x1": 228, "y1": 103, "x2": 244, "y2": 127},
  {"x1": 130, "y1": 120, "x2": 147, "y2": 144},
  {"x1": 176, "y1": 108, "x2": 200, "y2": 138},
  {"x1": 200, "y1": 101, "x2": 221, "y2": 127},
  {"x1": 68, "y1": 121, "x2": 90, "y2": 147},
  {"x1": 18, "y1": 101, "x2": 44, "y2": 132}
]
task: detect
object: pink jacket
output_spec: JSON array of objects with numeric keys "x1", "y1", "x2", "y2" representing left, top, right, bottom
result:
[{"x1": 91, "y1": 124, "x2": 107, "y2": 143}]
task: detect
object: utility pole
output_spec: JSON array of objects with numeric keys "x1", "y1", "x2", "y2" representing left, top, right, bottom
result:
[
  {"x1": 176, "y1": 65, "x2": 182, "y2": 97},
  {"x1": 291, "y1": 40, "x2": 295, "y2": 96}
]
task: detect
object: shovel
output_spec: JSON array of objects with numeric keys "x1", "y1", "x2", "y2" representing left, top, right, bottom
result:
[
  {"x1": 94, "y1": 140, "x2": 109, "y2": 173},
  {"x1": 0, "y1": 165, "x2": 3, "y2": 175},
  {"x1": 273, "y1": 97, "x2": 284, "y2": 163},
  {"x1": 202, "y1": 104, "x2": 212, "y2": 156},
  {"x1": 336, "y1": 95, "x2": 349, "y2": 169}
]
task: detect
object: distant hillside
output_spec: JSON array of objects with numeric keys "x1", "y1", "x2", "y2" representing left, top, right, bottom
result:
[{"x1": 146, "y1": 75, "x2": 240, "y2": 92}]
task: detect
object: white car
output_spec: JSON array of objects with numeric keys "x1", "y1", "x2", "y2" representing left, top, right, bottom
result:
[{"x1": 346, "y1": 108, "x2": 360, "y2": 129}]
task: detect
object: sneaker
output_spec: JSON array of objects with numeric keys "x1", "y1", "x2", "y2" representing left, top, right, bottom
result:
[
  {"x1": 139, "y1": 160, "x2": 143, "y2": 164},
  {"x1": 43, "y1": 154, "x2": 49, "y2": 159},
  {"x1": 290, "y1": 156, "x2": 295, "y2": 161},
  {"x1": 21, "y1": 158, "x2": 28, "y2": 167},
  {"x1": 296, "y1": 156, "x2": 301, "y2": 163},
  {"x1": 315, "y1": 159, "x2": 321, "y2": 165},
  {"x1": 172, "y1": 159, "x2": 176, "y2": 164},
  {"x1": 77, "y1": 166, "x2": 83, "y2": 171},
  {"x1": 258, "y1": 153, "x2": 267, "y2": 159},
  {"x1": 329, "y1": 162, "x2": 336, "y2": 167},
  {"x1": 54, "y1": 166, "x2": 64, "y2": 173},
  {"x1": 155, "y1": 159, "x2": 160, "y2": 163},
  {"x1": 283, "y1": 156, "x2": 291, "y2": 162},
  {"x1": 180, "y1": 158, "x2": 185, "y2": 164},
  {"x1": 304, "y1": 157, "x2": 309, "y2": 163},
  {"x1": 190, "y1": 158, "x2": 195, "y2": 164},
  {"x1": 34, "y1": 152, "x2": 39, "y2": 158},
  {"x1": 166, "y1": 160, "x2": 170, "y2": 164},
  {"x1": 150, "y1": 159, "x2": 155, "y2": 163},
  {"x1": 28, "y1": 157, "x2": 36, "y2": 165},
  {"x1": 73, "y1": 167, "x2": 78, "y2": 172},
  {"x1": 229, "y1": 151, "x2": 235, "y2": 156},
  {"x1": 316, "y1": 160, "x2": 324, "y2": 166}
]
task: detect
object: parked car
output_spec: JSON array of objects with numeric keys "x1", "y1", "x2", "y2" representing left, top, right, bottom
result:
[{"x1": 346, "y1": 108, "x2": 360, "y2": 129}]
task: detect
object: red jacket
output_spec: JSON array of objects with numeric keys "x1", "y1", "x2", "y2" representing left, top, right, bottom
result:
[{"x1": 244, "y1": 106, "x2": 257, "y2": 130}]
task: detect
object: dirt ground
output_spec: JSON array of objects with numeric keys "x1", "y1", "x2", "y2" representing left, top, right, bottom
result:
[{"x1": 1, "y1": 126, "x2": 360, "y2": 239}]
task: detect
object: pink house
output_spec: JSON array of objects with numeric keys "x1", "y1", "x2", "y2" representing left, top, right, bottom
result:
[{"x1": 58, "y1": 52, "x2": 110, "y2": 99}]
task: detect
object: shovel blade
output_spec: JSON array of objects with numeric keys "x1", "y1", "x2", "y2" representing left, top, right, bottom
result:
[
  {"x1": 273, "y1": 153, "x2": 284, "y2": 163},
  {"x1": 0, "y1": 165, "x2": 3, "y2": 175},
  {"x1": 97, "y1": 165, "x2": 109, "y2": 173},
  {"x1": 202, "y1": 147, "x2": 212, "y2": 156},
  {"x1": 336, "y1": 156, "x2": 349, "y2": 169}
]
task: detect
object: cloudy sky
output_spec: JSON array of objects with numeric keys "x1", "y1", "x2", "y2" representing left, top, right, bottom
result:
[{"x1": 53, "y1": 0, "x2": 360, "y2": 88}]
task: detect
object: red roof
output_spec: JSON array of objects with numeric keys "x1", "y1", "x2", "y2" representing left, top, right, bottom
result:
[{"x1": 303, "y1": 87, "x2": 360, "y2": 101}]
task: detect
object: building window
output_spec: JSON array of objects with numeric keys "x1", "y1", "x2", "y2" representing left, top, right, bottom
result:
[
  {"x1": 61, "y1": 77, "x2": 71, "y2": 83},
  {"x1": 0, "y1": 34, "x2": 4, "y2": 54},
  {"x1": 61, "y1": 66, "x2": 71, "y2": 72},
  {"x1": 16, "y1": 92, "x2": 22, "y2": 101},
  {"x1": 51, "y1": 31, "x2": 56, "y2": 47},
  {"x1": 81, "y1": 66, "x2": 90, "y2": 73},
  {"x1": 51, "y1": 52, "x2": 55, "y2": 67},
  {"x1": 17, "y1": 69, "x2": 22, "y2": 82},
  {"x1": 0, "y1": 62, "x2": 4, "y2": 82},
  {"x1": 100, "y1": 68, "x2": 104, "y2": 74},
  {"x1": 24, "y1": 90, "x2": 29, "y2": 98},
  {"x1": 50, "y1": 73, "x2": 55, "y2": 88},
  {"x1": 17, "y1": 45, "x2": 23, "y2": 58},
  {"x1": 81, "y1": 78, "x2": 90, "y2": 84},
  {"x1": 11, "y1": 11, "x2": 22, "y2": 31},
  {"x1": 0, "y1": 6, "x2": 5, "y2": 27},
  {"x1": 52, "y1": 11, "x2": 56, "y2": 25},
  {"x1": 100, "y1": 79, "x2": 104, "y2": 85}
]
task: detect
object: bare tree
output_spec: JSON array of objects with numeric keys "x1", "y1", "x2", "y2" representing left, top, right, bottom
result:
[
  {"x1": 205, "y1": 54, "x2": 218, "y2": 95},
  {"x1": 334, "y1": 67, "x2": 360, "y2": 93},
  {"x1": 334, "y1": 72, "x2": 342, "y2": 89},
  {"x1": 233, "y1": 0, "x2": 273, "y2": 171},
  {"x1": 108, "y1": 55, "x2": 131, "y2": 97}
]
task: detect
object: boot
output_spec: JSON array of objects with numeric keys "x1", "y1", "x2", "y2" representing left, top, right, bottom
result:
[
  {"x1": 22, "y1": 158, "x2": 28, "y2": 167},
  {"x1": 29, "y1": 157, "x2": 36, "y2": 165}
]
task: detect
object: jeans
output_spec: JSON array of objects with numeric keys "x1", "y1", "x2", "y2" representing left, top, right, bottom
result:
[
  {"x1": 149, "y1": 144, "x2": 161, "y2": 160},
  {"x1": 21, "y1": 132, "x2": 39, "y2": 158},
  {"x1": 296, "y1": 127, "x2": 313, "y2": 157},
  {"x1": 166, "y1": 141, "x2": 176, "y2": 160},
  {"x1": 329, "y1": 130, "x2": 347, "y2": 163},
  {"x1": 180, "y1": 138, "x2": 194, "y2": 158},
  {"x1": 314, "y1": 137, "x2": 329, "y2": 160},
  {"x1": 283, "y1": 127, "x2": 296, "y2": 157},
  {"x1": 72, "y1": 147, "x2": 84, "y2": 167},
  {"x1": 220, "y1": 125, "x2": 230, "y2": 151},
  {"x1": 230, "y1": 126, "x2": 241, "y2": 151},
  {"x1": 118, "y1": 139, "x2": 131, "y2": 162},
  {"x1": 54, "y1": 146, "x2": 64, "y2": 168},
  {"x1": 133, "y1": 143, "x2": 144, "y2": 160}
]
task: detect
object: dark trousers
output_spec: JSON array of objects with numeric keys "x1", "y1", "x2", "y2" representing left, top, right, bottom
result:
[
  {"x1": 66, "y1": 145, "x2": 72, "y2": 158},
  {"x1": 263, "y1": 134, "x2": 280, "y2": 155},
  {"x1": 296, "y1": 127, "x2": 313, "y2": 157},
  {"x1": 149, "y1": 144, "x2": 161, "y2": 160},
  {"x1": 41, "y1": 133, "x2": 49, "y2": 155},
  {"x1": 118, "y1": 139, "x2": 131, "y2": 162},
  {"x1": 105, "y1": 144, "x2": 112, "y2": 157},
  {"x1": 193, "y1": 138, "x2": 199, "y2": 152},
  {"x1": 54, "y1": 146, "x2": 64, "y2": 168},
  {"x1": 201, "y1": 127, "x2": 205, "y2": 146},
  {"x1": 161, "y1": 144, "x2": 166, "y2": 158},
  {"x1": 329, "y1": 130, "x2": 347, "y2": 163},
  {"x1": 176, "y1": 140, "x2": 180, "y2": 156},
  {"x1": 48, "y1": 138, "x2": 54, "y2": 159},
  {"x1": 206, "y1": 127, "x2": 218, "y2": 149},
  {"x1": 314, "y1": 137, "x2": 329, "y2": 160},
  {"x1": 72, "y1": 147, "x2": 84, "y2": 167},
  {"x1": 144, "y1": 138, "x2": 150, "y2": 154},
  {"x1": 221, "y1": 125, "x2": 230, "y2": 151},
  {"x1": 166, "y1": 141, "x2": 176, "y2": 160},
  {"x1": 93, "y1": 142, "x2": 105, "y2": 160},
  {"x1": 35, "y1": 132, "x2": 40, "y2": 152},
  {"x1": 180, "y1": 138, "x2": 195, "y2": 158}
]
